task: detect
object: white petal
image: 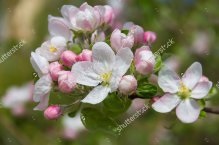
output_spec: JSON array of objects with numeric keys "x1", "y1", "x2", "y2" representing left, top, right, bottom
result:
[
  {"x1": 36, "y1": 36, "x2": 67, "y2": 62},
  {"x1": 191, "y1": 81, "x2": 213, "y2": 99},
  {"x1": 72, "y1": 61, "x2": 101, "y2": 86},
  {"x1": 30, "y1": 52, "x2": 49, "y2": 77},
  {"x1": 81, "y1": 85, "x2": 110, "y2": 104},
  {"x1": 109, "y1": 75, "x2": 121, "y2": 92},
  {"x1": 61, "y1": 5, "x2": 78, "y2": 20},
  {"x1": 182, "y1": 62, "x2": 202, "y2": 90},
  {"x1": 34, "y1": 92, "x2": 50, "y2": 111},
  {"x1": 48, "y1": 15, "x2": 71, "y2": 41},
  {"x1": 176, "y1": 99, "x2": 201, "y2": 123},
  {"x1": 113, "y1": 47, "x2": 133, "y2": 77},
  {"x1": 33, "y1": 75, "x2": 52, "y2": 102},
  {"x1": 152, "y1": 93, "x2": 181, "y2": 113},
  {"x1": 92, "y1": 42, "x2": 115, "y2": 74},
  {"x1": 158, "y1": 67, "x2": 180, "y2": 93}
]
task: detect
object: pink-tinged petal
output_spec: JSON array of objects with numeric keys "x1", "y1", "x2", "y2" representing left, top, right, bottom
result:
[
  {"x1": 34, "y1": 92, "x2": 50, "y2": 111},
  {"x1": 71, "y1": 61, "x2": 100, "y2": 87},
  {"x1": 176, "y1": 99, "x2": 201, "y2": 123},
  {"x1": 152, "y1": 93, "x2": 181, "y2": 113},
  {"x1": 110, "y1": 29, "x2": 122, "y2": 52},
  {"x1": 61, "y1": 5, "x2": 78, "y2": 20},
  {"x1": 182, "y1": 62, "x2": 202, "y2": 90},
  {"x1": 191, "y1": 81, "x2": 213, "y2": 99},
  {"x1": 30, "y1": 52, "x2": 49, "y2": 77},
  {"x1": 33, "y1": 75, "x2": 53, "y2": 102},
  {"x1": 81, "y1": 85, "x2": 110, "y2": 104},
  {"x1": 158, "y1": 67, "x2": 180, "y2": 93},
  {"x1": 48, "y1": 15, "x2": 72, "y2": 41},
  {"x1": 92, "y1": 42, "x2": 115, "y2": 74},
  {"x1": 113, "y1": 47, "x2": 133, "y2": 77}
]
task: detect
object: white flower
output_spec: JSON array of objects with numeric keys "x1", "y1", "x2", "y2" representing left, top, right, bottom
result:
[
  {"x1": 72, "y1": 42, "x2": 133, "y2": 104},
  {"x1": 152, "y1": 62, "x2": 213, "y2": 123},
  {"x1": 33, "y1": 74, "x2": 53, "y2": 110},
  {"x1": 30, "y1": 52, "x2": 50, "y2": 77},
  {"x1": 1, "y1": 83, "x2": 33, "y2": 111},
  {"x1": 36, "y1": 36, "x2": 67, "y2": 62}
]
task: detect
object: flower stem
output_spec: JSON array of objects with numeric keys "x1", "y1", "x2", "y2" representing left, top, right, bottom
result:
[{"x1": 203, "y1": 107, "x2": 219, "y2": 115}]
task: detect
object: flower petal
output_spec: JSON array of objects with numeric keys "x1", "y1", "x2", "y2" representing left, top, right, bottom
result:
[
  {"x1": 191, "y1": 81, "x2": 213, "y2": 99},
  {"x1": 81, "y1": 85, "x2": 110, "y2": 104},
  {"x1": 182, "y1": 62, "x2": 202, "y2": 90},
  {"x1": 92, "y1": 42, "x2": 115, "y2": 74},
  {"x1": 33, "y1": 75, "x2": 52, "y2": 102},
  {"x1": 113, "y1": 47, "x2": 133, "y2": 77},
  {"x1": 34, "y1": 92, "x2": 50, "y2": 111},
  {"x1": 158, "y1": 67, "x2": 180, "y2": 93},
  {"x1": 71, "y1": 61, "x2": 101, "y2": 86},
  {"x1": 30, "y1": 52, "x2": 49, "y2": 77},
  {"x1": 48, "y1": 15, "x2": 72, "y2": 41},
  {"x1": 176, "y1": 99, "x2": 201, "y2": 123},
  {"x1": 152, "y1": 93, "x2": 181, "y2": 113}
]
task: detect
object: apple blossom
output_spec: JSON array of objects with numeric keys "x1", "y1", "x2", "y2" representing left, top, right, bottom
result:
[
  {"x1": 76, "y1": 49, "x2": 92, "y2": 62},
  {"x1": 60, "y1": 50, "x2": 77, "y2": 67},
  {"x1": 1, "y1": 82, "x2": 33, "y2": 116},
  {"x1": 134, "y1": 46, "x2": 155, "y2": 75},
  {"x1": 58, "y1": 71, "x2": 77, "y2": 93},
  {"x1": 48, "y1": 15, "x2": 72, "y2": 41},
  {"x1": 36, "y1": 36, "x2": 67, "y2": 62},
  {"x1": 61, "y1": 3, "x2": 101, "y2": 32},
  {"x1": 72, "y1": 42, "x2": 133, "y2": 104},
  {"x1": 49, "y1": 61, "x2": 64, "y2": 81},
  {"x1": 152, "y1": 62, "x2": 213, "y2": 123},
  {"x1": 44, "y1": 105, "x2": 63, "y2": 120},
  {"x1": 30, "y1": 52, "x2": 50, "y2": 77},
  {"x1": 144, "y1": 31, "x2": 157, "y2": 44},
  {"x1": 110, "y1": 29, "x2": 134, "y2": 52},
  {"x1": 119, "y1": 75, "x2": 137, "y2": 95}
]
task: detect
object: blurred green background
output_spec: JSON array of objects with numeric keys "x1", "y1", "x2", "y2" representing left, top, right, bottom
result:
[{"x1": 0, "y1": 0, "x2": 219, "y2": 145}]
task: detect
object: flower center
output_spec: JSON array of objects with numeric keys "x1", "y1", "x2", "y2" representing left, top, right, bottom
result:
[
  {"x1": 49, "y1": 46, "x2": 58, "y2": 53},
  {"x1": 101, "y1": 72, "x2": 112, "y2": 86},
  {"x1": 178, "y1": 82, "x2": 191, "y2": 100}
]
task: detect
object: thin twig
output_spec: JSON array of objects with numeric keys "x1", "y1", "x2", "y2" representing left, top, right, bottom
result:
[{"x1": 203, "y1": 107, "x2": 219, "y2": 115}]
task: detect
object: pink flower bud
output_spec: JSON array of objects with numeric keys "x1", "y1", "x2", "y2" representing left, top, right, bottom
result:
[
  {"x1": 110, "y1": 29, "x2": 134, "y2": 52},
  {"x1": 134, "y1": 46, "x2": 155, "y2": 75},
  {"x1": 119, "y1": 75, "x2": 137, "y2": 95},
  {"x1": 49, "y1": 62, "x2": 64, "y2": 81},
  {"x1": 103, "y1": 5, "x2": 115, "y2": 24},
  {"x1": 76, "y1": 49, "x2": 92, "y2": 62},
  {"x1": 44, "y1": 105, "x2": 63, "y2": 120},
  {"x1": 144, "y1": 31, "x2": 157, "y2": 44},
  {"x1": 130, "y1": 25, "x2": 144, "y2": 44},
  {"x1": 148, "y1": 74, "x2": 158, "y2": 85},
  {"x1": 58, "y1": 71, "x2": 76, "y2": 93},
  {"x1": 60, "y1": 50, "x2": 77, "y2": 67}
]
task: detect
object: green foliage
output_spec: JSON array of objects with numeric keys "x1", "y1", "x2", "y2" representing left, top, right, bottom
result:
[
  {"x1": 154, "y1": 55, "x2": 163, "y2": 73},
  {"x1": 102, "y1": 93, "x2": 131, "y2": 117},
  {"x1": 69, "y1": 44, "x2": 82, "y2": 54},
  {"x1": 136, "y1": 81, "x2": 157, "y2": 99},
  {"x1": 80, "y1": 107, "x2": 119, "y2": 135},
  {"x1": 121, "y1": 30, "x2": 129, "y2": 35}
]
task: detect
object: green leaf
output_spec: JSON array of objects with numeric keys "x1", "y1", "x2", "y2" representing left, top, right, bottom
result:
[
  {"x1": 199, "y1": 110, "x2": 207, "y2": 118},
  {"x1": 68, "y1": 110, "x2": 78, "y2": 118},
  {"x1": 136, "y1": 83, "x2": 157, "y2": 99},
  {"x1": 69, "y1": 44, "x2": 82, "y2": 54},
  {"x1": 154, "y1": 55, "x2": 163, "y2": 72},
  {"x1": 121, "y1": 29, "x2": 129, "y2": 35},
  {"x1": 81, "y1": 108, "x2": 119, "y2": 135},
  {"x1": 103, "y1": 93, "x2": 131, "y2": 117}
]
